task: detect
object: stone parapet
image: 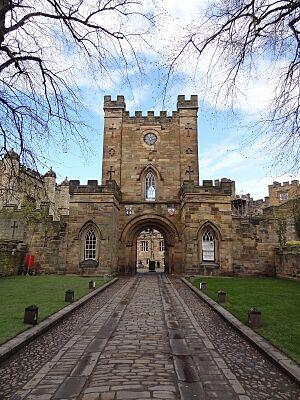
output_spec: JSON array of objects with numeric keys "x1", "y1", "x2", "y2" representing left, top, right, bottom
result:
[
  {"x1": 268, "y1": 180, "x2": 300, "y2": 206},
  {"x1": 122, "y1": 112, "x2": 173, "y2": 124},
  {"x1": 103, "y1": 95, "x2": 126, "y2": 110},
  {"x1": 69, "y1": 179, "x2": 122, "y2": 200},
  {"x1": 180, "y1": 178, "x2": 233, "y2": 197},
  {"x1": 177, "y1": 95, "x2": 198, "y2": 109}
]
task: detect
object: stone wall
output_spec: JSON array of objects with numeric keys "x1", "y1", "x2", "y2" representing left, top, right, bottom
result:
[
  {"x1": 180, "y1": 179, "x2": 234, "y2": 275},
  {"x1": 268, "y1": 180, "x2": 300, "y2": 206},
  {"x1": 25, "y1": 209, "x2": 68, "y2": 274},
  {"x1": 232, "y1": 216, "x2": 278, "y2": 276},
  {"x1": 136, "y1": 230, "x2": 165, "y2": 268},
  {"x1": 67, "y1": 180, "x2": 121, "y2": 275},
  {"x1": 0, "y1": 202, "x2": 68, "y2": 276},
  {"x1": 0, "y1": 150, "x2": 70, "y2": 221},
  {"x1": 0, "y1": 240, "x2": 27, "y2": 276},
  {"x1": 275, "y1": 246, "x2": 300, "y2": 280}
]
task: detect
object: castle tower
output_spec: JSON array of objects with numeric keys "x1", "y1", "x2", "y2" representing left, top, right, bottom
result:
[{"x1": 102, "y1": 95, "x2": 199, "y2": 202}]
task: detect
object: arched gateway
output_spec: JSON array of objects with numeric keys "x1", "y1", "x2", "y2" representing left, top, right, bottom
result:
[
  {"x1": 119, "y1": 215, "x2": 180, "y2": 275},
  {"x1": 66, "y1": 95, "x2": 234, "y2": 276}
]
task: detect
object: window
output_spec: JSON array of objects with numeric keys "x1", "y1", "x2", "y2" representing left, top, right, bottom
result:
[
  {"x1": 141, "y1": 241, "x2": 148, "y2": 251},
  {"x1": 279, "y1": 192, "x2": 288, "y2": 201},
  {"x1": 202, "y1": 230, "x2": 215, "y2": 261},
  {"x1": 159, "y1": 241, "x2": 165, "y2": 252},
  {"x1": 85, "y1": 228, "x2": 97, "y2": 259},
  {"x1": 145, "y1": 171, "x2": 156, "y2": 200}
]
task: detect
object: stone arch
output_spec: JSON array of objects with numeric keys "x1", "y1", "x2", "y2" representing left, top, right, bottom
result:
[
  {"x1": 197, "y1": 220, "x2": 222, "y2": 242},
  {"x1": 119, "y1": 214, "x2": 180, "y2": 274},
  {"x1": 137, "y1": 164, "x2": 164, "y2": 182}
]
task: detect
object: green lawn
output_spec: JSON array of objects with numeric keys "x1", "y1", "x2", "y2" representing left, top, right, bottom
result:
[
  {"x1": 0, "y1": 275, "x2": 105, "y2": 345},
  {"x1": 192, "y1": 276, "x2": 300, "y2": 364}
]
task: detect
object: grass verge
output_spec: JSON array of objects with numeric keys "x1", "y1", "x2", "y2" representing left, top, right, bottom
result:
[
  {"x1": 192, "y1": 276, "x2": 300, "y2": 365},
  {"x1": 0, "y1": 275, "x2": 105, "y2": 345}
]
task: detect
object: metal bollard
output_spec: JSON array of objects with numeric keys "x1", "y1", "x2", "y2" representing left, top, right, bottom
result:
[
  {"x1": 217, "y1": 290, "x2": 227, "y2": 304},
  {"x1": 248, "y1": 307, "x2": 262, "y2": 328},
  {"x1": 24, "y1": 305, "x2": 38, "y2": 325},
  {"x1": 65, "y1": 289, "x2": 74, "y2": 302}
]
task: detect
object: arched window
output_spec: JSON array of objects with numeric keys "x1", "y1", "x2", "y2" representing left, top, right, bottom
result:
[
  {"x1": 145, "y1": 171, "x2": 156, "y2": 201},
  {"x1": 85, "y1": 228, "x2": 97, "y2": 260},
  {"x1": 202, "y1": 229, "x2": 215, "y2": 261}
]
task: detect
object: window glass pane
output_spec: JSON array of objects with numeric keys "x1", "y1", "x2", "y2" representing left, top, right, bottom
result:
[
  {"x1": 85, "y1": 228, "x2": 97, "y2": 260},
  {"x1": 279, "y1": 192, "x2": 288, "y2": 201},
  {"x1": 141, "y1": 241, "x2": 148, "y2": 251},
  {"x1": 202, "y1": 230, "x2": 215, "y2": 261},
  {"x1": 145, "y1": 172, "x2": 156, "y2": 200}
]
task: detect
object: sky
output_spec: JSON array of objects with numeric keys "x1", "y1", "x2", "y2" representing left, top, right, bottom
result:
[{"x1": 39, "y1": 0, "x2": 299, "y2": 200}]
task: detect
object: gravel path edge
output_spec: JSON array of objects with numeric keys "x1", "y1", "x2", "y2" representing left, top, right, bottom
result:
[
  {"x1": 181, "y1": 277, "x2": 300, "y2": 385},
  {"x1": 0, "y1": 277, "x2": 119, "y2": 363}
]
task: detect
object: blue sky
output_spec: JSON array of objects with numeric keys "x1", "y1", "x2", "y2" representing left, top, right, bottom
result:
[
  {"x1": 40, "y1": 0, "x2": 299, "y2": 200},
  {"x1": 46, "y1": 88, "x2": 294, "y2": 201}
]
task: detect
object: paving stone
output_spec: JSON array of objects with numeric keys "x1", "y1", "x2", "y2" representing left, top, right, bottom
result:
[
  {"x1": 53, "y1": 377, "x2": 86, "y2": 398},
  {"x1": 152, "y1": 392, "x2": 177, "y2": 399},
  {"x1": 116, "y1": 392, "x2": 151, "y2": 399},
  {"x1": 81, "y1": 394, "x2": 100, "y2": 400},
  {"x1": 100, "y1": 393, "x2": 115, "y2": 400}
]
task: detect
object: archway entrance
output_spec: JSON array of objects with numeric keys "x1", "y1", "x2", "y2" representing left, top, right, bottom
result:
[
  {"x1": 119, "y1": 215, "x2": 180, "y2": 275},
  {"x1": 136, "y1": 228, "x2": 165, "y2": 273}
]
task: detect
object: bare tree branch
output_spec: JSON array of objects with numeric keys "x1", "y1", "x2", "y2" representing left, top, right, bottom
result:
[
  {"x1": 0, "y1": 0, "x2": 156, "y2": 171},
  {"x1": 166, "y1": 0, "x2": 300, "y2": 173}
]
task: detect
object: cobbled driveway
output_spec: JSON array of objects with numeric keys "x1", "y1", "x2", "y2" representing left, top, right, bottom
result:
[{"x1": 0, "y1": 274, "x2": 299, "y2": 400}]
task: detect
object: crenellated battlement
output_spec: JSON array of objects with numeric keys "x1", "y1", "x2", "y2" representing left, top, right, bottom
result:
[
  {"x1": 122, "y1": 110, "x2": 173, "y2": 123},
  {"x1": 69, "y1": 179, "x2": 121, "y2": 199},
  {"x1": 177, "y1": 95, "x2": 198, "y2": 109},
  {"x1": 180, "y1": 178, "x2": 234, "y2": 196},
  {"x1": 104, "y1": 94, "x2": 198, "y2": 121},
  {"x1": 103, "y1": 95, "x2": 126, "y2": 110},
  {"x1": 232, "y1": 193, "x2": 269, "y2": 216},
  {"x1": 200, "y1": 178, "x2": 233, "y2": 193},
  {"x1": 269, "y1": 180, "x2": 299, "y2": 188},
  {"x1": 268, "y1": 180, "x2": 300, "y2": 206},
  {"x1": 69, "y1": 180, "x2": 104, "y2": 194}
]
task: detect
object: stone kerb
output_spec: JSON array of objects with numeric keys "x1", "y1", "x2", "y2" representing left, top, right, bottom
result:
[{"x1": 0, "y1": 278, "x2": 119, "y2": 363}]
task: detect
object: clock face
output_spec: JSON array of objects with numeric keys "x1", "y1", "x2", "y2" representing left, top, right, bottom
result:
[{"x1": 144, "y1": 133, "x2": 157, "y2": 145}]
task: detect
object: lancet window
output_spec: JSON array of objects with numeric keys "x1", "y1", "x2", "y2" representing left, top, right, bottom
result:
[
  {"x1": 202, "y1": 230, "x2": 215, "y2": 261},
  {"x1": 145, "y1": 171, "x2": 156, "y2": 201},
  {"x1": 85, "y1": 228, "x2": 97, "y2": 260}
]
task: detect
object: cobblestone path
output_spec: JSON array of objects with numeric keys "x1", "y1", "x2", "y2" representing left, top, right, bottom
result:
[
  {"x1": 0, "y1": 274, "x2": 299, "y2": 400},
  {"x1": 0, "y1": 279, "x2": 128, "y2": 400},
  {"x1": 171, "y1": 278, "x2": 300, "y2": 400}
]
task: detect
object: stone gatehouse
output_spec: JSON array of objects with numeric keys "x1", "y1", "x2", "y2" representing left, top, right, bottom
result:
[{"x1": 0, "y1": 95, "x2": 300, "y2": 278}]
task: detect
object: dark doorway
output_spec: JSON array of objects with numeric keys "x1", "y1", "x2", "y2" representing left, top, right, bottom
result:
[{"x1": 149, "y1": 260, "x2": 156, "y2": 271}]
